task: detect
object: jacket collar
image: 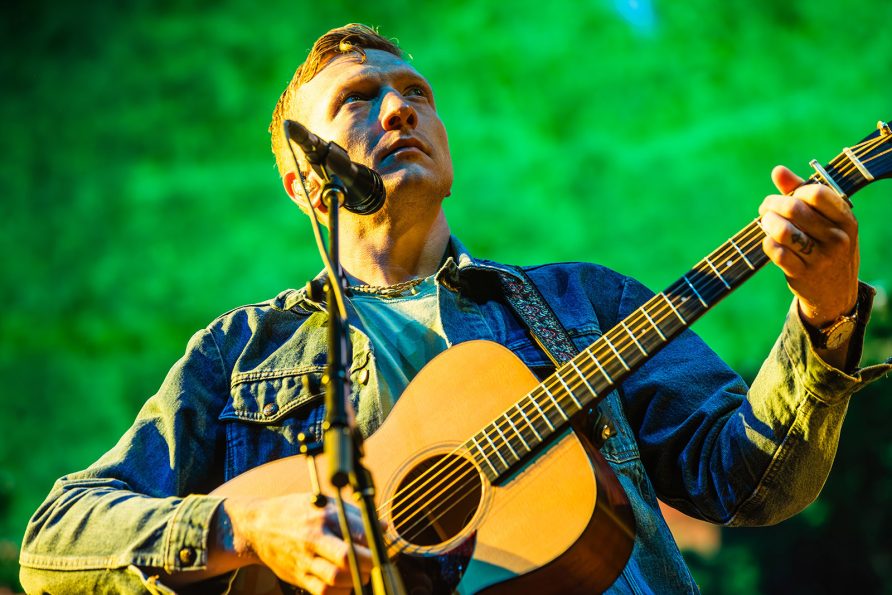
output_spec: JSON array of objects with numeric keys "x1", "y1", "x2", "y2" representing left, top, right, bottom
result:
[{"x1": 276, "y1": 236, "x2": 523, "y2": 313}]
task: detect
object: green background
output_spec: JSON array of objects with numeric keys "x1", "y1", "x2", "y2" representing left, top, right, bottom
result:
[{"x1": 2, "y1": 0, "x2": 890, "y2": 591}]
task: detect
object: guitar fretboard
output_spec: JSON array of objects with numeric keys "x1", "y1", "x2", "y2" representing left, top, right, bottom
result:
[{"x1": 465, "y1": 121, "x2": 891, "y2": 483}]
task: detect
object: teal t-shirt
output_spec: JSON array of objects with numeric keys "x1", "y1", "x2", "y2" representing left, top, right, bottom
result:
[{"x1": 348, "y1": 275, "x2": 449, "y2": 435}]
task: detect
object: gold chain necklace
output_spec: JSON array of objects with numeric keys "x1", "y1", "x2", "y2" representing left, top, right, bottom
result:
[{"x1": 348, "y1": 276, "x2": 426, "y2": 297}]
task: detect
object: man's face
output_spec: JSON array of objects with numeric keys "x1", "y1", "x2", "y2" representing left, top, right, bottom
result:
[{"x1": 292, "y1": 49, "x2": 453, "y2": 207}]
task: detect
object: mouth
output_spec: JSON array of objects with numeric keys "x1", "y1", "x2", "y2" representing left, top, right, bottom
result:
[{"x1": 381, "y1": 137, "x2": 429, "y2": 160}]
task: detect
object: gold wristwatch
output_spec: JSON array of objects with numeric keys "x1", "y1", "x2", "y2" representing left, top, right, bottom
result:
[{"x1": 808, "y1": 307, "x2": 859, "y2": 350}]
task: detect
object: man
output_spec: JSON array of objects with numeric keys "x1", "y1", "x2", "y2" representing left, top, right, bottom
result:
[{"x1": 19, "y1": 23, "x2": 890, "y2": 594}]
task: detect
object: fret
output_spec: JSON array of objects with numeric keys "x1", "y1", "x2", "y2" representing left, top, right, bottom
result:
[
  {"x1": 483, "y1": 432, "x2": 509, "y2": 468},
  {"x1": 493, "y1": 423, "x2": 519, "y2": 461},
  {"x1": 470, "y1": 436, "x2": 498, "y2": 477},
  {"x1": 529, "y1": 397, "x2": 556, "y2": 431},
  {"x1": 516, "y1": 402, "x2": 542, "y2": 441},
  {"x1": 504, "y1": 413, "x2": 530, "y2": 450},
  {"x1": 704, "y1": 255, "x2": 731, "y2": 290},
  {"x1": 687, "y1": 267, "x2": 723, "y2": 305},
  {"x1": 603, "y1": 335, "x2": 630, "y2": 371},
  {"x1": 729, "y1": 238, "x2": 755, "y2": 270},
  {"x1": 661, "y1": 291, "x2": 687, "y2": 324},
  {"x1": 587, "y1": 348, "x2": 614, "y2": 384},
  {"x1": 541, "y1": 385, "x2": 569, "y2": 421},
  {"x1": 683, "y1": 274, "x2": 708, "y2": 308},
  {"x1": 621, "y1": 320, "x2": 647, "y2": 356},
  {"x1": 556, "y1": 373, "x2": 583, "y2": 408},
  {"x1": 642, "y1": 308, "x2": 667, "y2": 341},
  {"x1": 569, "y1": 360, "x2": 599, "y2": 398}
]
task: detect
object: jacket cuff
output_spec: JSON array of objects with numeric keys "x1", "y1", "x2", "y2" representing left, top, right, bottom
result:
[
  {"x1": 162, "y1": 494, "x2": 225, "y2": 574},
  {"x1": 784, "y1": 281, "x2": 892, "y2": 402}
]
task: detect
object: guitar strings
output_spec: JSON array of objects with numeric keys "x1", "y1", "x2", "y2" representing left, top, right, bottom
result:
[
  {"x1": 388, "y1": 217, "x2": 779, "y2": 550},
  {"x1": 394, "y1": 143, "x2": 892, "y2": 549},
  {"x1": 389, "y1": 215, "x2": 772, "y2": 535},
  {"x1": 388, "y1": 213, "x2": 859, "y2": 550},
  {"x1": 456, "y1": 131, "x2": 889, "y2": 465},
  {"x1": 377, "y1": 134, "x2": 889, "y2": 548},
  {"x1": 384, "y1": 222, "x2": 773, "y2": 546},
  {"x1": 386, "y1": 130, "x2": 887, "y2": 511},
  {"x1": 387, "y1": 215, "x2": 804, "y2": 546},
  {"x1": 382, "y1": 134, "x2": 888, "y2": 545},
  {"x1": 383, "y1": 220, "x2": 763, "y2": 524}
]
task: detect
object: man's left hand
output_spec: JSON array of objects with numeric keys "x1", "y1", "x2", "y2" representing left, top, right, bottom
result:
[{"x1": 758, "y1": 164, "x2": 860, "y2": 330}]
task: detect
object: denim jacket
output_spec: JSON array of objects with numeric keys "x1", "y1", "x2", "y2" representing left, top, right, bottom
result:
[{"x1": 20, "y1": 239, "x2": 891, "y2": 594}]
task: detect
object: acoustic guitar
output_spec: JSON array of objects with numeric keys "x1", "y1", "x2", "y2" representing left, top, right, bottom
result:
[{"x1": 213, "y1": 121, "x2": 891, "y2": 594}]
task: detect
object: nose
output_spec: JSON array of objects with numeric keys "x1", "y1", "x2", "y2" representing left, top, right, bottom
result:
[{"x1": 380, "y1": 90, "x2": 417, "y2": 131}]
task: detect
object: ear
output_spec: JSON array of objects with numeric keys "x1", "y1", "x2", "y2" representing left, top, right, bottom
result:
[{"x1": 283, "y1": 170, "x2": 327, "y2": 214}]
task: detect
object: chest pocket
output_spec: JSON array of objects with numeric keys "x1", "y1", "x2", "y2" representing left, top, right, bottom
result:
[
  {"x1": 218, "y1": 367, "x2": 327, "y2": 481},
  {"x1": 218, "y1": 347, "x2": 376, "y2": 482}
]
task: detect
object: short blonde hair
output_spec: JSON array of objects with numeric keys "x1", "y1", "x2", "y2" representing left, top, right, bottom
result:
[{"x1": 269, "y1": 24, "x2": 403, "y2": 178}]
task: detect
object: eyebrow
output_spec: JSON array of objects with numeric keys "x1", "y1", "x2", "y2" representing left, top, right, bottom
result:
[{"x1": 336, "y1": 67, "x2": 430, "y2": 91}]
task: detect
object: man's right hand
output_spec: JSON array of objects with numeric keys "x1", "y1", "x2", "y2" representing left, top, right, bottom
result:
[
  {"x1": 222, "y1": 494, "x2": 373, "y2": 594},
  {"x1": 165, "y1": 494, "x2": 373, "y2": 595}
]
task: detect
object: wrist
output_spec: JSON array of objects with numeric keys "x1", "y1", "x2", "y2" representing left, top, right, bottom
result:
[
  {"x1": 215, "y1": 498, "x2": 260, "y2": 564},
  {"x1": 800, "y1": 301, "x2": 859, "y2": 351}
]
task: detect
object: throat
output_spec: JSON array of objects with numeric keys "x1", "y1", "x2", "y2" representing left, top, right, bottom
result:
[{"x1": 340, "y1": 211, "x2": 452, "y2": 286}]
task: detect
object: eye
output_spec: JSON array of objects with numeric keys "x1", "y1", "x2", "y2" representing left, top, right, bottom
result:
[
  {"x1": 404, "y1": 85, "x2": 428, "y2": 99},
  {"x1": 342, "y1": 91, "x2": 368, "y2": 105}
]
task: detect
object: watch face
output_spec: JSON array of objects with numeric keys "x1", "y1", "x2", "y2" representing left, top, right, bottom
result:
[{"x1": 823, "y1": 318, "x2": 857, "y2": 350}]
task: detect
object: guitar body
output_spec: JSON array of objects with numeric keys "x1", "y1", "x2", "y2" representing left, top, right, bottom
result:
[{"x1": 213, "y1": 340, "x2": 635, "y2": 594}]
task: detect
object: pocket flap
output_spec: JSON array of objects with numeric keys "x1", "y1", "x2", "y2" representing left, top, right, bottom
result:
[{"x1": 220, "y1": 367, "x2": 325, "y2": 424}]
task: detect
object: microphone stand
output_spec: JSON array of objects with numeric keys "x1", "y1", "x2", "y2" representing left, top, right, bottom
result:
[{"x1": 320, "y1": 177, "x2": 406, "y2": 595}]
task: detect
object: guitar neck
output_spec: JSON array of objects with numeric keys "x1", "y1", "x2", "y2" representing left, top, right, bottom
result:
[{"x1": 467, "y1": 121, "x2": 892, "y2": 484}]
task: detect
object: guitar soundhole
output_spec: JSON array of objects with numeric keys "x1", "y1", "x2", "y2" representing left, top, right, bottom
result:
[{"x1": 391, "y1": 453, "x2": 483, "y2": 548}]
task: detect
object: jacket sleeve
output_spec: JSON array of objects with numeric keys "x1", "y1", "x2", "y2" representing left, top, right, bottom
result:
[
  {"x1": 616, "y1": 278, "x2": 891, "y2": 526},
  {"x1": 19, "y1": 328, "x2": 229, "y2": 593}
]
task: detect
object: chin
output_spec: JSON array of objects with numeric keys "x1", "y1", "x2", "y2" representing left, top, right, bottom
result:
[{"x1": 383, "y1": 169, "x2": 448, "y2": 199}]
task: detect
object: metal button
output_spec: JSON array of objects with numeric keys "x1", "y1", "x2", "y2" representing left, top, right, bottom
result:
[
  {"x1": 357, "y1": 369, "x2": 370, "y2": 385},
  {"x1": 262, "y1": 403, "x2": 278, "y2": 417},
  {"x1": 178, "y1": 547, "x2": 196, "y2": 566}
]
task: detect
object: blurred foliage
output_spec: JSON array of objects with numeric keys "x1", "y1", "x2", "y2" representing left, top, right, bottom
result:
[{"x1": 1, "y1": 0, "x2": 890, "y2": 591}]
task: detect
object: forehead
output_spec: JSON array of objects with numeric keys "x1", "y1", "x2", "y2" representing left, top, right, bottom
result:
[{"x1": 294, "y1": 49, "x2": 427, "y2": 117}]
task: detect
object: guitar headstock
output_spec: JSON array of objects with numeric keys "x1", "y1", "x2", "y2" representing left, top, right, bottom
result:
[
  {"x1": 818, "y1": 120, "x2": 892, "y2": 199},
  {"x1": 858, "y1": 120, "x2": 892, "y2": 180}
]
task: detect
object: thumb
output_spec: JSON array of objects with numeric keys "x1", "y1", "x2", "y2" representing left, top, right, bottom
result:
[{"x1": 771, "y1": 165, "x2": 804, "y2": 195}]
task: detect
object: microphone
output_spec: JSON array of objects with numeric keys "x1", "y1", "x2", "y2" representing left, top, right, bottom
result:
[{"x1": 284, "y1": 119, "x2": 386, "y2": 215}]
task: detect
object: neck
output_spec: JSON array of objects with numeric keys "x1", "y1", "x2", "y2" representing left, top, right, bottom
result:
[{"x1": 338, "y1": 208, "x2": 451, "y2": 287}]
